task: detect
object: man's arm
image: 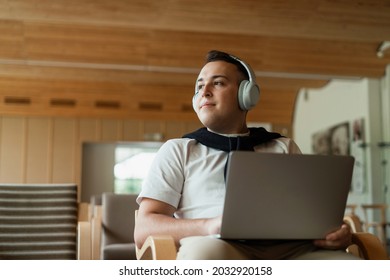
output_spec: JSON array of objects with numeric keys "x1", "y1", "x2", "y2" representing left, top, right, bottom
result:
[{"x1": 134, "y1": 197, "x2": 221, "y2": 248}]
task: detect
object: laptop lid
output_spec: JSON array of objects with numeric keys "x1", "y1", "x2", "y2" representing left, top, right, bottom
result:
[{"x1": 220, "y1": 151, "x2": 354, "y2": 240}]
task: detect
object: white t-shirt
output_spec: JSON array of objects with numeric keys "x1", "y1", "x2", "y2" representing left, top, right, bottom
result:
[{"x1": 137, "y1": 136, "x2": 301, "y2": 219}]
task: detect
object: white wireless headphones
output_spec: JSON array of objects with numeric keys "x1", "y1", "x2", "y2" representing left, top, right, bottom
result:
[{"x1": 193, "y1": 54, "x2": 260, "y2": 111}]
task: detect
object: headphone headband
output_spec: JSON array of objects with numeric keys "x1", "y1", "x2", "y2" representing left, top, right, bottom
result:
[{"x1": 228, "y1": 54, "x2": 257, "y2": 84}]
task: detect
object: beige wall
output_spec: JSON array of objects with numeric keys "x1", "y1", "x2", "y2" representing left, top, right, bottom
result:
[{"x1": 0, "y1": 115, "x2": 200, "y2": 201}]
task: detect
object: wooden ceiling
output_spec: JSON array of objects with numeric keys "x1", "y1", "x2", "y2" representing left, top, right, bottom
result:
[{"x1": 0, "y1": 0, "x2": 390, "y2": 128}]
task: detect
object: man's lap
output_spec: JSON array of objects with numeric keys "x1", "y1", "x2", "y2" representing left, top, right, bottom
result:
[{"x1": 177, "y1": 236, "x2": 360, "y2": 260}]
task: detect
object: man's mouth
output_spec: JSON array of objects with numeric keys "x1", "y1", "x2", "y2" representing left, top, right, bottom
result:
[{"x1": 200, "y1": 102, "x2": 214, "y2": 109}]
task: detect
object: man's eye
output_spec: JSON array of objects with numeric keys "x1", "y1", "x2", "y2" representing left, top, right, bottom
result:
[{"x1": 198, "y1": 84, "x2": 204, "y2": 90}]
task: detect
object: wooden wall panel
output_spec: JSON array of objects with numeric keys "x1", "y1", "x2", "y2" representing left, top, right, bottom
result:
[
  {"x1": 164, "y1": 120, "x2": 202, "y2": 139},
  {"x1": 0, "y1": 114, "x2": 201, "y2": 199},
  {"x1": 25, "y1": 117, "x2": 50, "y2": 182},
  {"x1": 165, "y1": 121, "x2": 186, "y2": 140},
  {"x1": 0, "y1": 117, "x2": 25, "y2": 182},
  {"x1": 122, "y1": 120, "x2": 142, "y2": 141},
  {"x1": 185, "y1": 121, "x2": 203, "y2": 133},
  {"x1": 51, "y1": 118, "x2": 76, "y2": 183},
  {"x1": 100, "y1": 119, "x2": 121, "y2": 141},
  {"x1": 78, "y1": 119, "x2": 99, "y2": 143},
  {"x1": 143, "y1": 120, "x2": 164, "y2": 141}
]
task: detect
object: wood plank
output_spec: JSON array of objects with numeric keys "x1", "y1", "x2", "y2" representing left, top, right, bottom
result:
[
  {"x1": 0, "y1": 20, "x2": 24, "y2": 58},
  {"x1": 1, "y1": 20, "x2": 387, "y2": 77},
  {"x1": 0, "y1": 0, "x2": 389, "y2": 41}
]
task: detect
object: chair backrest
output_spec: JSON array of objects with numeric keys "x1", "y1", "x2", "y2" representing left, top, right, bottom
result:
[
  {"x1": 0, "y1": 183, "x2": 78, "y2": 260},
  {"x1": 90, "y1": 194, "x2": 102, "y2": 207},
  {"x1": 360, "y1": 203, "x2": 388, "y2": 246},
  {"x1": 345, "y1": 204, "x2": 358, "y2": 215},
  {"x1": 78, "y1": 202, "x2": 90, "y2": 222},
  {"x1": 89, "y1": 194, "x2": 102, "y2": 221},
  {"x1": 361, "y1": 204, "x2": 388, "y2": 225},
  {"x1": 101, "y1": 193, "x2": 139, "y2": 247}
]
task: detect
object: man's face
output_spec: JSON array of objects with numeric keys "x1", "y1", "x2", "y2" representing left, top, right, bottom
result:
[{"x1": 194, "y1": 61, "x2": 247, "y2": 134}]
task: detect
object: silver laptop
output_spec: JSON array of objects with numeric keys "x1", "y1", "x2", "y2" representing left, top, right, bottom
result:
[{"x1": 219, "y1": 151, "x2": 354, "y2": 240}]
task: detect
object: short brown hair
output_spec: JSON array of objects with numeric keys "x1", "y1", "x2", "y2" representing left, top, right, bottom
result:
[{"x1": 205, "y1": 50, "x2": 249, "y2": 80}]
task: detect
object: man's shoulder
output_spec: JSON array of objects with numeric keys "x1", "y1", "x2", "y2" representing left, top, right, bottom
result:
[
  {"x1": 164, "y1": 137, "x2": 197, "y2": 146},
  {"x1": 159, "y1": 137, "x2": 198, "y2": 152}
]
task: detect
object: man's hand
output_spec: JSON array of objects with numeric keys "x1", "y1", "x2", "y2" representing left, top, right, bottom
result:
[{"x1": 313, "y1": 224, "x2": 352, "y2": 250}]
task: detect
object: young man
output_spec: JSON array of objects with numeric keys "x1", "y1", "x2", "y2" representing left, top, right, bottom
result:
[{"x1": 134, "y1": 50, "x2": 357, "y2": 259}]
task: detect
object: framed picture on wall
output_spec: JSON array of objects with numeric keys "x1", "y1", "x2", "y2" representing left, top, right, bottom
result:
[
  {"x1": 350, "y1": 118, "x2": 366, "y2": 193},
  {"x1": 312, "y1": 122, "x2": 350, "y2": 156},
  {"x1": 311, "y1": 119, "x2": 366, "y2": 193}
]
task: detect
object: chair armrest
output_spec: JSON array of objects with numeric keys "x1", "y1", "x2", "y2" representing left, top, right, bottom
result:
[
  {"x1": 91, "y1": 206, "x2": 102, "y2": 260},
  {"x1": 136, "y1": 235, "x2": 177, "y2": 260},
  {"x1": 351, "y1": 232, "x2": 388, "y2": 260},
  {"x1": 78, "y1": 202, "x2": 91, "y2": 222},
  {"x1": 77, "y1": 221, "x2": 92, "y2": 260}
]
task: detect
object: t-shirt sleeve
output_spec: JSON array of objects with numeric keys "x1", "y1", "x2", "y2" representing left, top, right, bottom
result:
[{"x1": 136, "y1": 139, "x2": 185, "y2": 208}]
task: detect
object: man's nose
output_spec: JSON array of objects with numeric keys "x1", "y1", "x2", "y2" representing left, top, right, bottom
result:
[{"x1": 201, "y1": 84, "x2": 212, "y2": 97}]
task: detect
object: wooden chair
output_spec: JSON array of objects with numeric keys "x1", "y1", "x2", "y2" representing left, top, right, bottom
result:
[
  {"x1": 134, "y1": 210, "x2": 177, "y2": 260},
  {"x1": 344, "y1": 214, "x2": 388, "y2": 259},
  {"x1": 136, "y1": 235, "x2": 177, "y2": 260},
  {"x1": 100, "y1": 193, "x2": 139, "y2": 260},
  {"x1": 350, "y1": 232, "x2": 388, "y2": 259},
  {"x1": 136, "y1": 213, "x2": 388, "y2": 260},
  {"x1": 78, "y1": 202, "x2": 92, "y2": 223},
  {"x1": 77, "y1": 202, "x2": 102, "y2": 260},
  {"x1": 77, "y1": 202, "x2": 93, "y2": 260},
  {"x1": 361, "y1": 204, "x2": 389, "y2": 248},
  {"x1": 78, "y1": 220, "x2": 92, "y2": 259},
  {"x1": 78, "y1": 193, "x2": 139, "y2": 260},
  {"x1": 345, "y1": 204, "x2": 358, "y2": 216}
]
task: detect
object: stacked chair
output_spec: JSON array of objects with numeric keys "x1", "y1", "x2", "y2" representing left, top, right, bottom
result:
[
  {"x1": 0, "y1": 184, "x2": 78, "y2": 260},
  {"x1": 78, "y1": 193, "x2": 139, "y2": 259}
]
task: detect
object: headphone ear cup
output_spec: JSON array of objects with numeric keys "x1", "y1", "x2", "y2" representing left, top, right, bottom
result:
[{"x1": 238, "y1": 80, "x2": 260, "y2": 111}]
